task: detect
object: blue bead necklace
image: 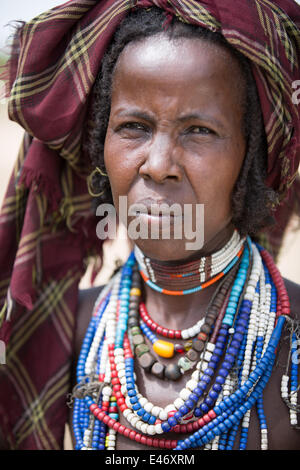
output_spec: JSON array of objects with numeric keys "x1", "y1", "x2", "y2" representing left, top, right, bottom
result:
[{"x1": 71, "y1": 237, "x2": 298, "y2": 450}]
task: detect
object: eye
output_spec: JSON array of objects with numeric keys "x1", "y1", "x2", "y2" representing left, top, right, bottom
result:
[
  {"x1": 117, "y1": 121, "x2": 150, "y2": 133},
  {"x1": 186, "y1": 126, "x2": 214, "y2": 135}
]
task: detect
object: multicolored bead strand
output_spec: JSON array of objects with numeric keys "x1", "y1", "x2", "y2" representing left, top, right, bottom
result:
[
  {"x1": 175, "y1": 316, "x2": 287, "y2": 450},
  {"x1": 289, "y1": 333, "x2": 299, "y2": 427},
  {"x1": 139, "y1": 302, "x2": 204, "y2": 340},
  {"x1": 281, "y1": 329, "x2": 300, "y2": 429},
  {"x1": 135, "y1": 231, "x2": 245, "y2": 295},
  {"x1": 71, "y1": 237, "x2": 296, "y2": 450},
  {"x1": 135, "y1": 230, "x2": 244, "y2": 287}
]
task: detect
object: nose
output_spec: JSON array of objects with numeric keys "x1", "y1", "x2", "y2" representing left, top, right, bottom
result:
[{"x1": 139, "y1": 132, "x2": 182, "y2": 184}]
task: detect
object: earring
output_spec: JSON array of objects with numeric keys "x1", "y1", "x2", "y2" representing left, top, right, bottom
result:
[{"x1": 87, "y1": 166, "x2": 107, "y2": 197}]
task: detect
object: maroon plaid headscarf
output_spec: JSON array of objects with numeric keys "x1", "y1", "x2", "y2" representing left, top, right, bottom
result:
[{"x1": 0, "y1": 0, "x2": 299, "y2": 449}]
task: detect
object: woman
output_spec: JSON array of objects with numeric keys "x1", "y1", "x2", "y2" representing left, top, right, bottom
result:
[{"x1": 0, "y1": 0, "x2": 300, "y2": 451}]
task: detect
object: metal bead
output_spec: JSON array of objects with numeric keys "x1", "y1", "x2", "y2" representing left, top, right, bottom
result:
[
  {"x1": 192, "y1": 338, "x2": 205, "y2": 352},
  {"x1": 138, "y1": 352, "x2": 156, "y2": 372},
  {"x1": 128, "y1": 317, "x2": 139, "y2": 328},
  {"x1": 151, "y1": 361, "x2": 165, "y2": 379},
  {"x1": 164, "y1": 364, "x2": 182, "y2": 381},
  {"x1": 205, "y1": 316, "x2": 215, "y2": 326},
  {"x1": 200, "y1": 324, "x2": 211, "y2": 335},
  {"x1": 135, "y1": 343, "x2": 150, "y2": 357},
  {"x1": 186, "y1": 348, "x2": 198, "y2": 362},
  {"x1": 132, "y1": 334, "x2": 144, "y2": 346}
]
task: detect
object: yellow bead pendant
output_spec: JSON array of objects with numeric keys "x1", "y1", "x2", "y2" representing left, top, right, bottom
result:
[
  {"x1": 130, "y1": 287, "x2": 142, "y2": 296},
  {"x1": 153, "y1": 340, "x2": 174, "y2": 358}
]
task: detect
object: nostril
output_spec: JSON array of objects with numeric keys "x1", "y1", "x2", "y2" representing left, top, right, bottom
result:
[
  {"x1": 138, "y1": 143, "x2": 182, "y2": 183},
  {"x1": 167, "y1": 175, "x2": 179, "y2": 180}
]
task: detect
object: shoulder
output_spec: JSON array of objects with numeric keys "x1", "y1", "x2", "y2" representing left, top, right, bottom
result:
[{"x1": 283, "y1": 277, "x2": 300, "y2": 321}]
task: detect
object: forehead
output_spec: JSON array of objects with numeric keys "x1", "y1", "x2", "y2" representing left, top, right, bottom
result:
[
  {"x1": 111, "y1": 34, "x2": 245, "y2": 120},
  {"x1": 117, "y1": 34, "x2": 235, "y2": 72}
]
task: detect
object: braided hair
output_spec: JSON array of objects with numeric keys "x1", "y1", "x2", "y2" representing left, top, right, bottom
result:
[{"x1": 83, "y1": 7, "x2": 277, "y2": 237}]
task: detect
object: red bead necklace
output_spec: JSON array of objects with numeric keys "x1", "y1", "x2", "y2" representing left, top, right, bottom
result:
[{"x1": 139, "y1": 302, "x2": 183, "y2": 339}]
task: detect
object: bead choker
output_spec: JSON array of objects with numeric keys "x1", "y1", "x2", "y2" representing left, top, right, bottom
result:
[{"x1": 134, "y1": 229, "x2": 245, "y2": 295}]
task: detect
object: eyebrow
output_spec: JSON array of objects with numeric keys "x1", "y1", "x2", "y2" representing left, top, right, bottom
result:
[
  {"x1": 116, "y1": 109, "x2": 226, "y2": 131},
  {"x1": 176, "y1": 113, "x2": 226, "y2": 131},
  {"x1": 117, "y1": 110, "x2": 154, "y2": 122}
]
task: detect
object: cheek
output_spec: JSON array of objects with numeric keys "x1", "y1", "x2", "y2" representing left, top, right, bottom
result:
[
  {"x1": 104, "y1": 133, "x2": 138, "y2": 202},
  {"x1": 188, "y1": 141, "x2": 245, "y2": 214},
  {"x1": 215, "y1": 135, "x2": 245, "y2": 191}
]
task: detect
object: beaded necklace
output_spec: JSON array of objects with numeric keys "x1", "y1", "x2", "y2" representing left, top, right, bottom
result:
[
  {"x1": 71, "y1": 236, "x2": 298, "y2": 450},
  {"x1": 135, "y1": 229, "x2": 245, "y2": 295}
]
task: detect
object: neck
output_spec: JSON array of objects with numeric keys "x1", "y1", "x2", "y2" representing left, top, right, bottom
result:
[{"x1": 137, "y1": 224, "x2": 240, "y2": 330}]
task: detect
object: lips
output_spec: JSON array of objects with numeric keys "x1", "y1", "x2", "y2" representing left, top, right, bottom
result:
[{"x1": 131, "y1": 198, "x2": 183, "y2": 218}]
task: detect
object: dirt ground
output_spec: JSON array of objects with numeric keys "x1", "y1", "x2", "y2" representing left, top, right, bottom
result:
[{"x1": 1, "y1": 102, "x2": 300, "y2": 449}]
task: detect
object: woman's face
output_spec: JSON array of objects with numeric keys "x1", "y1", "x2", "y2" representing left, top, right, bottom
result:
[{"x1": 104, "y1": 34, "x2": 246, "y2": 261}]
